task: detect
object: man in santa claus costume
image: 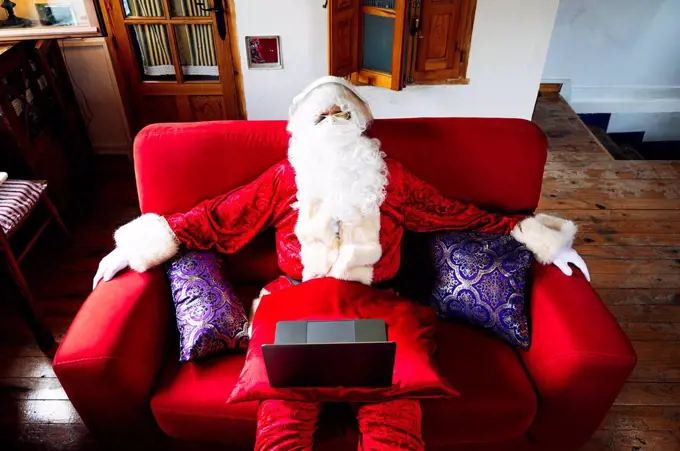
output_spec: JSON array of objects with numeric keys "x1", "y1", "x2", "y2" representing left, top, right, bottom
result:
[{"x1": 94, "y1": 76, "x2": 589, "y2": 450}]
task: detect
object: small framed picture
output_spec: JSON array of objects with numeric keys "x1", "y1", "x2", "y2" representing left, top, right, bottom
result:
[
  {"x1": 245, "y1": 36, "x2": 282, "y2": 69},
  {"x1": 35, "y1": 3, "x2": 78, "y2": 27}
]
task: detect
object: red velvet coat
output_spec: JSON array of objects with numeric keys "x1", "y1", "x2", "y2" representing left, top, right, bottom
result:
[{"x1": 164, "y1": 159, "x2": 524, "y2": 284}]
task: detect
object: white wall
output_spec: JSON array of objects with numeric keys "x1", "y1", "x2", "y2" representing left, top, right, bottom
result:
[
  {"x1": 608, "y1": 113, "x2": 680, "y2": 142},
  {"x1": 542, "y1": 0, "x2": 680, "y2": 140},
  {"x1": 233, "y1": 0, "x2": 328, "y2": 121},
  {"x1": 233, "y1": 0, "x2": 559, "y2": 121},
  {"x1": 544, "y1": 0, "x2": 680, "y2": 88}
]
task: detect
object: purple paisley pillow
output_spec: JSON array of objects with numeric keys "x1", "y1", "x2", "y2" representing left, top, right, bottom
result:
[
  {"x1": 429, "y1": 232, "x2": 533, "y2": 350},
  {"x1": 165, "y1": 250, "x2": 249, "y2": 362}
]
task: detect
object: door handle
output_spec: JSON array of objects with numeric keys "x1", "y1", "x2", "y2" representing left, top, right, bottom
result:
[{"x1": 199, "y1": 0, "x2": 227, "y2": 40}]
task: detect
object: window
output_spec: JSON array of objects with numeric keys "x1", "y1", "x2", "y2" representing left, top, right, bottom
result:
[{"x1": 328, "y1": 0, "x2": 477, "y2": 91}]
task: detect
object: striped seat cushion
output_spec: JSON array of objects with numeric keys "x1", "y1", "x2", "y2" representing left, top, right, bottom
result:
[{"x1": 0, "y1": 180, "x2": 47, "y2": 235}]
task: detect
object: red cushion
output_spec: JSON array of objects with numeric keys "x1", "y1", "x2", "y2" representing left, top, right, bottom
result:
[
  {"x1": 422, "y1": 321, "x2": 537, "y2": 447},
  {"x1": 228, "y1": 278, "x2": 458, "y2": 403}
]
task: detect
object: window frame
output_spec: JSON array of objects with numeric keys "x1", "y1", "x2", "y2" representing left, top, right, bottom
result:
[
  {"x1": 351, "y1": 1, "x2": 407, "y2": 90},
  {"x1": 328, "y1": 0, "x2": 477, "y2": 91}
]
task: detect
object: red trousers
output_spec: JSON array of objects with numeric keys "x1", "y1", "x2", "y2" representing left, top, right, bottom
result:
[{"x1": 255, "y1": 399, "x2": 424, "y2": 451}]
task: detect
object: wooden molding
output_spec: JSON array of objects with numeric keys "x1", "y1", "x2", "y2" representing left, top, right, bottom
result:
[
  {"x1": 227, "y1": 0, "x2": 247, "y2": 119},
  {"x1": 459, "y1": 0, "x2": 477, "y2": 81},
  {"x1": 540, "y1": 83, "x2": 563, "y2": 97},
  {"x1": 353, "y1": 69, "x2": 392, "y2": 89},
  {"x1": 412, "y1": 77, "x2": 470, "y2": 86},
  {"x1": 362, "y1": 6, "x2": 396, "y2": 18}
]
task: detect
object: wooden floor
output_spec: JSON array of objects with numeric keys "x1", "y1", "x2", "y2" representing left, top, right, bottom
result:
[
  {"x1": 0, "y1": 97, "x2": 678, "y2": 450},
  {"x1": 0, "y1": 158, "x2": 141, "y2": 450},
  {"x1": 534, "y1": 96, "x2": 680, "y2": 451}
]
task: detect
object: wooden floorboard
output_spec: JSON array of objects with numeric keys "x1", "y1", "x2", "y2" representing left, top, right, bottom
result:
[
  {"x1": 0, "y1": 378, "x2": 69, "y2": 400},
  {"x1": 0, "y1": 400, "x2": 82, "y2": 424},
  {"x1": 618, "y1": 323, "x2": 680, "y2": 342},
  {"x1": 615, "y1": 383, "x2": 680, "y2": 406},
  {"x1": 599, "y1": 405, "x2": 680, "y2": 432},
  {"x1": 629, "y1": 342, "x2": 680, "y2": 383},
  {"x1": 0, "y1": 98, "x2": 679, "y2": 450},
  {"x1": 584, "y1": 430, "x2": 680, "y2": 451},
  {"x1": 575, "y1": 247, "x2": 680, "y2": 260},
  {"x1": 0, "y1": 357, "x2": 57, "y2": 379}
]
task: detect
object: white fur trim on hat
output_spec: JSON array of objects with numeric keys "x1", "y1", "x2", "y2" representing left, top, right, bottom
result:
[
  {"x1": 511, "y1": 214, "x2": 578, "y2": 265},
  {"x1": 289, "y1": 76, "x2": 372, "y2": 122},
  {"x1": 114, "y1": 213, "x2": 180, "y2": 272},
  {"x1": 292, "y1": 76, "x2": 363, "y2": 108}
]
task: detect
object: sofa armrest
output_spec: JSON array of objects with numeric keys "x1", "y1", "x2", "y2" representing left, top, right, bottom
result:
[
  {"x1": 53, "y1": 269, "x2": 171, "y2": 436},
  {"x1": 521, "y1": 263, "x2": 637, "y2": 451}
]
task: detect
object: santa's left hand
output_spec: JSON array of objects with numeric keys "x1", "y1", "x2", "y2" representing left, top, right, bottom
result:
[
  {"x1": 552, "y1": 247, "x2": 590, "y2": 281},
  {"x1": 510, "y1": 214, "x2": 591, "y2": 282}
]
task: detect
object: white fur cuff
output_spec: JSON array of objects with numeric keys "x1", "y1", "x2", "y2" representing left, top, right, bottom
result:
[
  {"x1": 511, "y1": 214, "x2": 577, "y2": 264},
  {"x1": 114, "y1": 213, "x2": 180, "y2": 272}
]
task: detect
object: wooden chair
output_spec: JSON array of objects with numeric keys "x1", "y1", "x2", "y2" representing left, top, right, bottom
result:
[
  {"x1": 0, "y1": 41, "x2": 89, "y2": 354},
  {"x1": 0, "y1": 178, "x2": 69, "y2": 353}
]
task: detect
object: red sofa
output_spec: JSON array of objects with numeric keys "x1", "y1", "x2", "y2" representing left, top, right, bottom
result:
[{"x1": 53, "y1": 118, "x2": 636, "y2": 450}]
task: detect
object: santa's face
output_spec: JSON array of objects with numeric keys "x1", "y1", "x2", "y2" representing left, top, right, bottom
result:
[
  {"x1": 287, "y1": 82, "x2": 387, "y2": 224},
  {"x1": 287, "y1": 82, "x2": 372, "y2": 135}
]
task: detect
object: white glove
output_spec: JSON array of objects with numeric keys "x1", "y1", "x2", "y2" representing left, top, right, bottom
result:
[
  {"x1": 552, "y1": 247, "x2": 591, "y2": 282},
  {"x1": 93, "y1": 248, "x2": 130, "y2": 290}
]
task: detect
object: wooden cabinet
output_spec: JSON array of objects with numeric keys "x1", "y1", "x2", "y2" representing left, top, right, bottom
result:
[{"x1": 0, "y1": 40, "x2": 93, "y2": 211}]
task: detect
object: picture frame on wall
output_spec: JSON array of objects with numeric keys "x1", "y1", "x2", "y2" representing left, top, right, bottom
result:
[
  {"x1": 245, "y1": 35, "x2": 282, "y2": 70},
  {"x1": 35, "y1": 3, "x2": 78, "y2": 27}
]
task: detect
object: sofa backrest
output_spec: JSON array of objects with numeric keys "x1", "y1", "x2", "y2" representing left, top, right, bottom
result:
[{"x1": 134, "y1": 117, "x2": 547, "y2": 217}]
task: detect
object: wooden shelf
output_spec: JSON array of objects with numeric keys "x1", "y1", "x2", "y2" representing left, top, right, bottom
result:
[{"x1": 0, "y1": 40, "x2": 93, "y2": 211}]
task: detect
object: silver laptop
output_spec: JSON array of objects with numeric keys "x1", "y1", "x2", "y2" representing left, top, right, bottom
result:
[{"x1": 262, "y1": 319, "x2": 396, "y2": 388}]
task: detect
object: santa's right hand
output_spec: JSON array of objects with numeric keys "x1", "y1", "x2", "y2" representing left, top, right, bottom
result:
[{"x1": 93, "y1": 248, "x2": 130, "y2": 290}]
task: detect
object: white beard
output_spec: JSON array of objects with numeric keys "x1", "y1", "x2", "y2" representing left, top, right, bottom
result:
[
  {"x1": 288, "y1": 119, "x2": 388, "y2": 224},
  {"x1": 286, "y1": 79, "x2": 386, "y2": 285}
]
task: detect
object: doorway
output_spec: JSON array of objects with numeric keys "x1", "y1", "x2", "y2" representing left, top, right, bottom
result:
[{"x1": 101, "y1": 0, "x2": 244, "y2": 133}]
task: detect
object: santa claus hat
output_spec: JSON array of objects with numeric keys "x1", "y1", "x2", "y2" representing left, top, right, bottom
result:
[
  {"x1": 289, "y1": 75, "x2": 373, "y2": 125},
  {"x1": 291, "y1": 76, "x2": 364, "y2": 105}
]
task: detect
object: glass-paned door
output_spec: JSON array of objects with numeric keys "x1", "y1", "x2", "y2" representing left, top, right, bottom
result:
[{"x1": 107, "y1": 0, "x2": 242, "y2": 131}]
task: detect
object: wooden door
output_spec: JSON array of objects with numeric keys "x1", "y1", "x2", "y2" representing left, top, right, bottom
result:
[{"x1": 104, "y1": 0, "x2": 243, "y2": 132}]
